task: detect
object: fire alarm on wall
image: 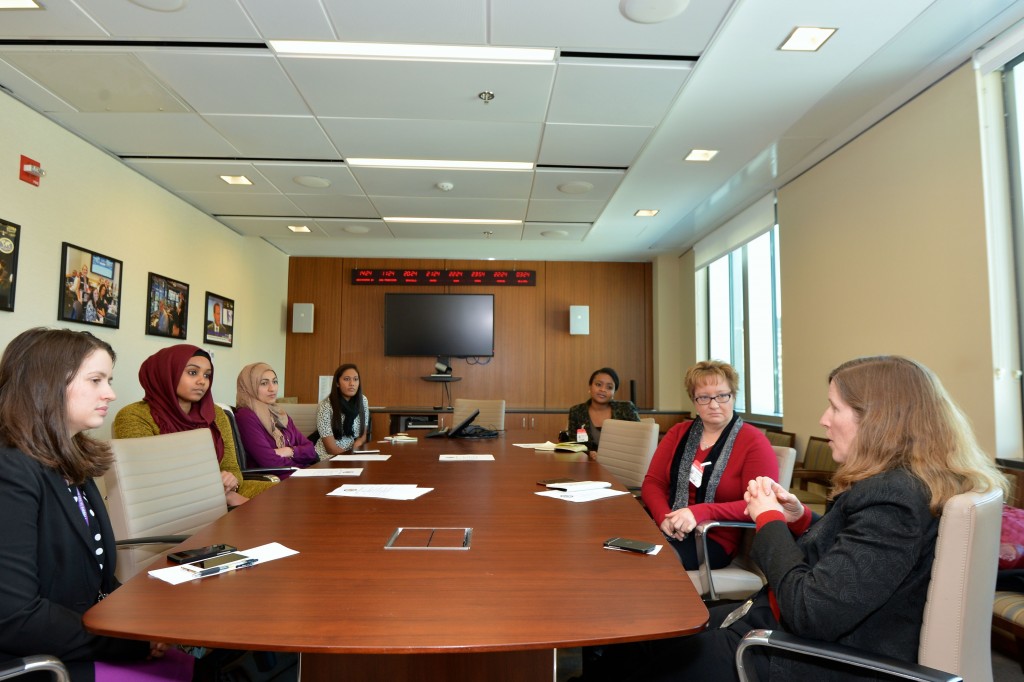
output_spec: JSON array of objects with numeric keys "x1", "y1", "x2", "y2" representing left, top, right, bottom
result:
[{"x1": 19, "y1": 155, "x2": 44, "y2": 186}]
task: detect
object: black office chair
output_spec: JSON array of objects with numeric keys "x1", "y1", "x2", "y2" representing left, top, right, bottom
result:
[{"x1": 218, "y1": 405, "x2": 290, "y2": 481}]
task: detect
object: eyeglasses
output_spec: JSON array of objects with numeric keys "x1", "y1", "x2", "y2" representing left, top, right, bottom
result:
[{"x1": 694, "y1": 393, "x2": 733, "y2": 405}]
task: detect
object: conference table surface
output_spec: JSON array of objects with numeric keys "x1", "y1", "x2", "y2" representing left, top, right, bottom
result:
[{"x1": 85, "y1": 430, "x2": 708, "y2": 660}]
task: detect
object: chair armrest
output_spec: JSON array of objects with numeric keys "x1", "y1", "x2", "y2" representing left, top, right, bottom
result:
[
  {"x1": 694, "y1": 520, "x2": 755, "y2": 601},
  {"x1": 735, "y1": 629, "x2": 962, "y2": 682},
  {"x1": 0, "y1": 654, "x2": 70, "y2": 682},
  {"x1": 790, "y1": 469, "x2": 834, "y2": 490},
  {"x1": 242, "y1": 467, "x2": 290, "y2": 482},
  {"x1": 114, "y1": 535, "x2": 189, "y2": 547}
]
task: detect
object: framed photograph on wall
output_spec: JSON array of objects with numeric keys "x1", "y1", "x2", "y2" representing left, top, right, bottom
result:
[
  {"x1": 204, "y1": 291, "x2": 234, "y2": 347},
  {"x1": 145, "y1": 272, "x2": 189, "y2": 339},
  {"x1": 0, "y1": 218, "x2": 20, "y2": 312},
  {"x1": 57, "y1": 242, "x2": 123, "y2": 328}
]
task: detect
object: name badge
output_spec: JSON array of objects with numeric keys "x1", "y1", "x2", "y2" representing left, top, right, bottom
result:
[
  {"x1": 690, "y1": 461, "x2": 711, "y2": 487},
  {"x1": 576, "y1": 428, "x2": 588, "y2": 443}
]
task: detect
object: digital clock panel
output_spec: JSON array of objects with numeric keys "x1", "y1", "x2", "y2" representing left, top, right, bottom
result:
[{"x1": 351, "y1": 269, "x2": 536, "y2": 286}]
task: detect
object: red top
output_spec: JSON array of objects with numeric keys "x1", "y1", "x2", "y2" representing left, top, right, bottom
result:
[{"x1": 642, "y1": 420, "x2": 778, "y2": 556}]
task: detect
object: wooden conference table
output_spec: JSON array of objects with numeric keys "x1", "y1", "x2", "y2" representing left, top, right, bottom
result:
[{"x1": 85, "y1": 430, "x2": 708, "y2": 680}]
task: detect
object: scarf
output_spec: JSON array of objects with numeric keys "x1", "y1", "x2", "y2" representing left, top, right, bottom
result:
[
  {"x1": 668, "y1": 412, "x2": 743, "y2": 510},
  {"x1": 235, "y1": 362, "x2": 288, "y2": 448},
  {"x1": 139, "y1": 344, "x2": 225, "y2": 461}
]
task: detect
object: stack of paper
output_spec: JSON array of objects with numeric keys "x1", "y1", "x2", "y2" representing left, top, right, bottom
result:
[
  {"x1": 331, "y1": 453, "x2": 391, "y2": 461},
  {"x1": 328, "y1": 484, "x2": 433, "y2": 500},
  {"x1": 290, "y1": 468, "x2": 363, "y2": 477}
]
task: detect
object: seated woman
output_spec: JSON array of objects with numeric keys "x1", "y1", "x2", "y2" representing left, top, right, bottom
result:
[
  {"x1": 234, "y1": 362, "x2": 317, "y2": 474},
  {"x1": 0, "y1": 328, "x2": 192, "y2": 680},
  {"x1": 617, "y1": 356, "x2": 1008, "y2": 682},
  {"x1": 314, "y1": 363, "x2": 371, "y2": 461},
  {"x1": 641, "y1": 360, "x2": 777, "y2": 570},
  {"x1": 566, "y1": 367, "x2": 639, "y2": 452},
  {"x1": 112, "y1": 344, "x2": 274, "y2": 506}
]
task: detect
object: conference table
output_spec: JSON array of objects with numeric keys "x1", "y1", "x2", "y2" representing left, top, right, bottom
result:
[{"x1": 85, "y1": 430, "x2": 708, "y2": 680}]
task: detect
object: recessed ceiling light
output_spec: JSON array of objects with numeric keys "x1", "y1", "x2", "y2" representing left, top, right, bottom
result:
[
  {"x1": 634, "y1": 209, "x2": 659, "y2": 217},
  {"x1": 383, "y1": 217, "x2": 522, "y2": 225},
  {"x1": 287, "y1": 224, "x2": 311, "y2": 233},
  {"x1": 557, "y1": 181, "x2": 594, "y2": 195},
  {"x1": 343, "y1": 225, "x2": 371, "y2": 234},
  {"x1": 293, "y1": 175, "x2": 331, "y2": 188},
  {"x1": 0, "y1": 0, "x2": 42, "y2": 8},
  {"x1": 269, "y1": 41, "x2": 555, "y2": 62},
  {"x1": 619, "y1": 0, "x2": 690, "y2": 24},
  {"x1": 541, "y1": 230, "x2": 570, "y2": 238},
  {"x1": 685, "y1": 149, "x2": 718, "y2": 162},
  {"x1": 220, "y1": 175, "x2": 252, "y2": 185},
  {"x1": 779, "y1": 27, "x2": 836, "y2": 52},
  {"x1": 348, "y1": 158, "x2": 532, "y2": 171}
]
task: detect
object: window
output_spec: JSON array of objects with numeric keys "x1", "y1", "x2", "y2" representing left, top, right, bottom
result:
[{"x1": 699, "y1": 225, "x2": 782, "y2": 420}]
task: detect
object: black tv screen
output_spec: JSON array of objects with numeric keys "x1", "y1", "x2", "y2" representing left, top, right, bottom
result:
[{"x1": 384, "y1": 294, "x2": 494, "y2": 358}]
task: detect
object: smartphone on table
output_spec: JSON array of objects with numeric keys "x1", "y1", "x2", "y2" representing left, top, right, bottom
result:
[
  {"x1": 603, "y1": 537, "x2": 658, "y2": 554},
  {"x1": 181, "y1": 552, "x2": 257, "y2": 577},
  {"x1": 167, "y1": 543, "x2": 237, "y2": 565}
]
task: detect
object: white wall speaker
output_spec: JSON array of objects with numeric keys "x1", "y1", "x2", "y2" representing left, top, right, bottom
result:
[
  {"x1": 292, "y1": 303, "x2": 314, "y2": 334},
  {"x1": 569, "y1": 305, "x2": 590, "y2": 335}
]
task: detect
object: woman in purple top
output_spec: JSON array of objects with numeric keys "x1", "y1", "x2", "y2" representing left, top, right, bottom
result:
[{"x1": 234, "y1": 362, "x2": 317, "y2": 474}]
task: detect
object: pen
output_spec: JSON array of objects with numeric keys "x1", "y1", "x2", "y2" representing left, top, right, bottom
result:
[{"x1": 192, "y1": 558, "x2": 257, "y2": 578}]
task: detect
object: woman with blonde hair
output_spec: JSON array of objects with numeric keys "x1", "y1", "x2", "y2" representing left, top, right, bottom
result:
[
  {"x1": 235, "y1": 362, "x2": 317, "y2": 475},
  {"x1": 612, "y1": 355, "x2": 1007, "y2": 682}
]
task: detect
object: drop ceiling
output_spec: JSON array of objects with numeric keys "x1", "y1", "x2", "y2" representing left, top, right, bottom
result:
[{"x1": 1, "y1": 0, "x2": 1022, "y2": 261}]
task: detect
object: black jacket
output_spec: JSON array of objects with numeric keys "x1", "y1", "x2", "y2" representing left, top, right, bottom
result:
[{"x1": 0, "y1": 447, "x2": 149, "y2": 681}]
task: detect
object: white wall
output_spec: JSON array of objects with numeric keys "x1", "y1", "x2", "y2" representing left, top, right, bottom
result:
[
  {"x1": 779, "y1": 63, "x2": 1006, "y2": 457},
  {"x1": 0, "y1": 92, "x2": 289, "y2": 438}
]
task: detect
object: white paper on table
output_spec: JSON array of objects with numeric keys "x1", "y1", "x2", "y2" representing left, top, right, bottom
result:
[
  {"x1": 514, "y1": 441, "x2": 556, "y2": 450},
  {"x1": 439, "y1": 454, "x2": 494, "y2": 461},
  {"x1": 331, "y1": 453, "x2": 391, "y2": 461},
  {"x1": 290, "y1": 468, "x2": 363, "y2": 477},
  {"x1": 147, "y1": 542, "x2": 299, "y2": 585},
  {"x1": 327, "y1": 484, "x2": 433, "y2": 500},
  {"x1": 535, "y1": 489, "x2": 630, "y2": 503}
]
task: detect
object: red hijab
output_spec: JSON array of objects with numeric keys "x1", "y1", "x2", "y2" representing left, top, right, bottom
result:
[{"x1": 139, "y1": 344, "x2": 225, "y2": 461}]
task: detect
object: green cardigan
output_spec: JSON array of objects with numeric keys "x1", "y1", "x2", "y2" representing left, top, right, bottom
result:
[{"x1": 111, "y1": 400, "x2": 274, "y2": 500}]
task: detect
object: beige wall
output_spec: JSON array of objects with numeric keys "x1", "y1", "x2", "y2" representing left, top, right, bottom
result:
[
  {"x1": 779, "y1": 63, "x2": 999, "y2": 456},
  {"x1": 0, "y1": 92, "x2": 289, "y2": 438},
  {"x1": 653, "y1": 251, "x2": 694, "y2": 411}
]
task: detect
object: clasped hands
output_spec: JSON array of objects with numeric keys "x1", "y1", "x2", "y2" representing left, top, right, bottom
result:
[{"x1": 744, "y1": 476, "x2": 804, "y2": 523}]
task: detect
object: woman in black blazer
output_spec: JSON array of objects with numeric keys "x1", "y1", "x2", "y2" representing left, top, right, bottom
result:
[{"x1": 0, "y1": 328, "x2": 191, "y2": 681}]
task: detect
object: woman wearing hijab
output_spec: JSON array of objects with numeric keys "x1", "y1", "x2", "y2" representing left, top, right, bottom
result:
[
  {"x1": 234, "y1": 362, "x2": 317, "y2": 475},
  {"x1": 112, "y1": 345, "x2": 274, "y2": 506},
  {"x1": 314, "y1": 363, "x2": 371, "y2": 460}
]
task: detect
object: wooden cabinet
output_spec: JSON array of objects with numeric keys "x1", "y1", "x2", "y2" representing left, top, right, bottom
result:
[{"x1": 512, "y1": 413, "x2": 567, "y2": 437}]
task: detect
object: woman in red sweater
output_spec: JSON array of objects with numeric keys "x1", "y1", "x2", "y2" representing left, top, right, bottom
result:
[{"x1": 641, "y1": 360, "x2": 777, "y2": 569}]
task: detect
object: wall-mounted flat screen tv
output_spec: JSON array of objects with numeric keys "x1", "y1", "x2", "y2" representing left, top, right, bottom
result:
[{"x1": 384, "y1": 293, "x2": 494, "y2": 358}]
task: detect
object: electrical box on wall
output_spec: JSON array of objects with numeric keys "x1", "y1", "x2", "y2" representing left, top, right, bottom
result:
[
  {"x1": 292, "y1": 303, "x2": 314, "y2": 333},
  {"x1": 569, "y1": 306, "x2": 590, "y2": 335}
]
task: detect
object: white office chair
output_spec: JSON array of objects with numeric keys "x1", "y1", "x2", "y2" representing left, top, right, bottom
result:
[
  {"x1": 452, "y1": 398, "x2": 506, "y2": 431},
  {"x1": 595, "y1": 419, "x2": 659, "y2": 492},
  {"x1": 105, "y1": 429, "x2": 229, "y2": 581},
  {"x1": 0, "y1": 655, "x2": 69, "y2": 681},
  {"x1": 735, "y1": 487, "x2": 1003, "y2": 682},
  {"x1": 688, "y1": 445, "x2": 797, "y2": 601}
]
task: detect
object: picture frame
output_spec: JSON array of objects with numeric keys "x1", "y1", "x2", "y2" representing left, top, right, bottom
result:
[
  {"x1": 145, "y1": 272, "x2": 189, "y2": 339},
  {"x1": 0, "y1": 218, "x2": 20, "y2": 312},
  {"x1": 204, "y1": 291, "x2": 234, "y2": 347},
  {"x1": 57, "y1": 242, "x2": 123, "y2": 328}
]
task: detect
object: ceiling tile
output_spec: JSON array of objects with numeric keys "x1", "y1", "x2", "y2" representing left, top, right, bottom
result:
[
  {"x1": 180, "y1": 191, "x2": 302, "y2": 216},
  {"x1": 204, "y1": 115, "x2": 341, "y2": 159},
  {"x1": 530, "y1": 168, "x2": 624, "y2": 201},
  {"x1": 320, "y1": 118, "x2": 543, "y2": 162},
  {"x1": 549, "y1": 60, "x2": 693, "y2": 126},
  {"x1": 385, "y1": 222, "x2": 523, "y2": 240},
  {"x1": 371, "y1": 196, "x2": 527, "y2": 220},
  {"x1": 522, "y1": 222, "x2": 592, "y2": 241},
  {"x1": 538, "y1": 123, "x2": 651, "y2": 167},
  {"x1": 252, "y1": 162, "x2": 363, "y2": 194},
  {"x1": 316, "y1": 218, "x2": 394, "y2": 238},
  {"x1": 69, "y1": 0, "x2": 260, "y2": 40},
  {"x1": 350, "y1": 166, "x2": 534, "y2": 199},
  {"x1": 322, "y1": 0, "x2": 487, "y2": 44},
  {"x1": 122, "y1": 159, "x2": 274, "y2": 192},
  {"x1": 51, "y1": 113, "x2": 241, "y2": 156},
  {"x1": 526, "y1": 199, "x2": 607, "y2": 222},
  {"x1": 217, "y1": 216, "x2": 329, "y2": 238},
  {"x1": 287, "y1": 194, "x2": 379, "y2": 218}
]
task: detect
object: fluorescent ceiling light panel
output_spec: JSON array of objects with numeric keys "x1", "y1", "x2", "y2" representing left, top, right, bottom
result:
[
  {"x1": 779, "y1": 27, "x2": 836, "y2": 52},
  {"x1": 685, "y1": 149, "x2": 718, "y2": 162},
  {"x1": 220, "y1": 175, "x2": 252, "y2": 185},
  {"x1": 384, "y1": 217, "x2": 522, "y2": 225},
  {"x1": 269, "y1": 41, "x2": 555, "y2": 62},
  {"x1": 287, "y1": 225, "x2": 311, "y2": 233},
  {"x1": 0, "y1": 0, "x2": 41, "y2": 8},
  {"x1": 634, "y1": 209, "x2": 659, "y2": 217},
  {"x1": 347, "y1": 158, "x2": 533, "y2": 171}
]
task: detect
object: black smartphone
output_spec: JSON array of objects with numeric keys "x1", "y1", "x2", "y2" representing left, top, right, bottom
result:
[
  {"x1": 604, "y1": 537, "x2": 657, "y2": 554},
  {"x1": 167, "y1": 543, "x2": 237, "y2": 565},
  {"x1": 181, "y1": 552, "x2": 256, "y2": 577}
]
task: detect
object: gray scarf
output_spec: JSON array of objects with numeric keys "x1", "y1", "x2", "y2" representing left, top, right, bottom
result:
[{"x1": 670, "y1": 413, "x2": 744, "y2": 509}]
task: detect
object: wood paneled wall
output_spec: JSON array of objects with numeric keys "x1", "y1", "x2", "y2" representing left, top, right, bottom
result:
[{"x1": 285, "y1": 259, "x2": 653, "y2": 410}]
